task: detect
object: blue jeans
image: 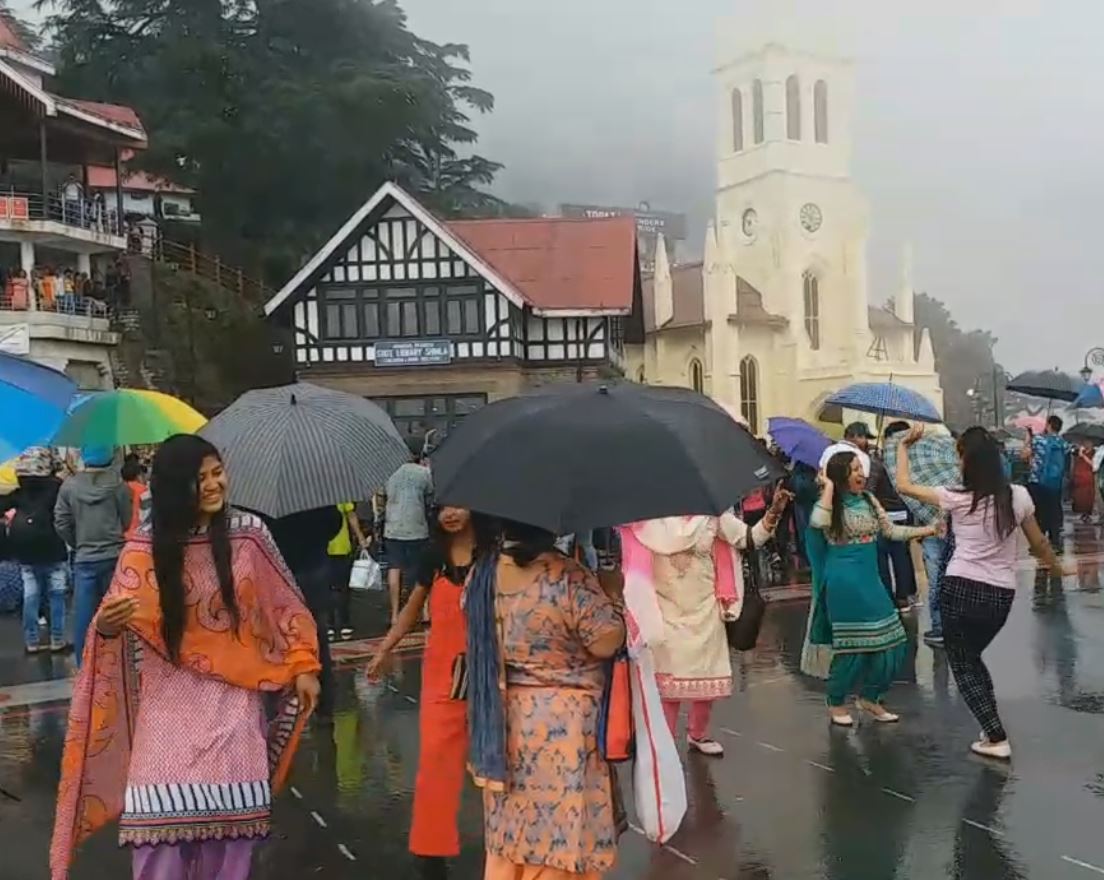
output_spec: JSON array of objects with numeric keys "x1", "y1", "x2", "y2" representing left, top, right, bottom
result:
[
  {"x1": 921, "y1": 535, "x2": 947, "y2": 635},
  {"x1": 20, "y1": 562, "x2": 68, "y2": 648},
  {"x1": 73, "y1": 557, "x2": 118, "y2": 665}
]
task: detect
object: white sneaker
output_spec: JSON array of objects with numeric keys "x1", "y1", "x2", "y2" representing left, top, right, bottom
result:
[
  {"x1": 970, "y1": 738, "x2": 1012, "y2": 760},
  {"x1": 688, "y1": 737, "x2": 725, "y2": 756}
]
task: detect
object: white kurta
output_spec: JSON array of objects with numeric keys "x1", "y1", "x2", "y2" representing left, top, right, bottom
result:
[{"x1": 637, "y1": 513, "x2": 771, "y2": 702}]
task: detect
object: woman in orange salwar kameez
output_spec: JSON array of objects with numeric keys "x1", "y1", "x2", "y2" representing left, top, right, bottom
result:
[
  {"x1": 369, "y1": 506, "x2": 476, "y2": 880},
  {"x1": 50, "y1": 435, "x2": 320, "y2": 880},
  {"x1": 466, "y1": 520, "x2": 626, "y2": 880}
]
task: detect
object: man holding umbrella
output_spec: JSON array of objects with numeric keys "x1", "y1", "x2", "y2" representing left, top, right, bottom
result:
[{"x1": 1022, "y1": 415, "x2": 1071, "y2": 548}]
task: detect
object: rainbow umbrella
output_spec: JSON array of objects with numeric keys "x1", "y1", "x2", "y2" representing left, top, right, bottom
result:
[
  {"x1": 53, "y1": 389, "x2": 206, "y2": 447},
  {"x1": 0, "y1": 459, "x2": 16, "y2": 489}
]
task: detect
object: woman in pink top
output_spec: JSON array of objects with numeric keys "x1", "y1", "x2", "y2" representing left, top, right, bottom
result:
[{"x1": 896, "y1": 426, "x2": 1069, "y2": 760}]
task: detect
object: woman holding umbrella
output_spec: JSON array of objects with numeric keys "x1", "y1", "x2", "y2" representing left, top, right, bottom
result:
[{"x1": 809, "y1": 451, "x2": 938, "y2": 725}]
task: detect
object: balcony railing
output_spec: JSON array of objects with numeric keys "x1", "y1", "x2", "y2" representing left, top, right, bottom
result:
[
  {"x1": 0, "y1": 191, "x2": 124, "y2": 237},
  {"x1": 0, "y1": 287, "x2": 111, "y2": 319}
]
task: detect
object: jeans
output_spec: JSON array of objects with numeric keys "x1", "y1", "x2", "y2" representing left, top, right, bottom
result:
[
  {"x1": 921, "y1": 535, "x2": 948, "y2": 635},
  {"x1": 20, "y1": 562, "x2": 68, "y2": 648},
  {"x1": 1028, "y1": 483, "x2": 1063, "y2": 547},
  {"x1": 73, "y1": 557, "x2": 119, "y2": 665},
  {"x1": 877, "y1": 536, "x2": 917, "y2": 602}
]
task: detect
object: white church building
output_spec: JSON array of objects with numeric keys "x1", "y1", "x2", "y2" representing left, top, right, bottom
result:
[{"x1": 626, "y1": 42, "x2": 942, "y2": 433}]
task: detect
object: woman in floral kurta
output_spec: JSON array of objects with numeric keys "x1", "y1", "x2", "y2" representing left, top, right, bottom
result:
[{"x1": 480, "y1": 539, "x2": 625, "y2": 880}]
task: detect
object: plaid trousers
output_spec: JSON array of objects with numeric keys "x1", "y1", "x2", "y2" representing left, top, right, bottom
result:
[{"x1": 941, "y1": 575, "x2": 1014, "y2": 742}]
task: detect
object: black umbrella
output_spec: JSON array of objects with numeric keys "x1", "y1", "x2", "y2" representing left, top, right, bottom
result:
[
  {"x1": 1065, "y1": 423, "x2": 1104, "y2": 444},
  {"x1": 200, "y1": 383, "x2": 409, "y2": 517},
  {"x1": 431, "y1": 382, "x2": 783, "y2": 533},
  {"x1": 1006, "y1": 369, "x2": 1085, "y2": 402}
]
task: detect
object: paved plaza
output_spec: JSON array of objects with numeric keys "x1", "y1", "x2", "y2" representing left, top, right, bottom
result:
[{"x1": 2, "y1": 524, "x2": 1104, "y2": 879}]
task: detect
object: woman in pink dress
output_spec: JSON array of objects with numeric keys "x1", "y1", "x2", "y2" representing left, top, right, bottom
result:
[{"x1": 51, "y1": 435, "x2": 321, "y2": 880}]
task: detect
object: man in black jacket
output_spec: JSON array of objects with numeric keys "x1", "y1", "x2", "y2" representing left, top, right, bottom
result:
[
  {"x1": 3, "y1": 449, "x2": 70, "y2": 652},
  {"x1": 863, "y1": 421, "x2": 919, "y2": 609}
]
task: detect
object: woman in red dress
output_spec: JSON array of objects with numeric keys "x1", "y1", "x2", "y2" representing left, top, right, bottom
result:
[
  {"x1": 368, "y1": 506, "x2": 476, "y2": 880},
  {"x1": 1071, "y1": 442, "x2": 1096, "y2": 522}
]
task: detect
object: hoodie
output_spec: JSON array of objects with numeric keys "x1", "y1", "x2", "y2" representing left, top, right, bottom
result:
[{"x1": 54, "y1": 466, "x2": 133, "y2": 562}]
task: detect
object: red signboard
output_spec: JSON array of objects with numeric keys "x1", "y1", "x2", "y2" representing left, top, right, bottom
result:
[{"x1": 0, "y1": 197, "x2": 29, "y2": 221}]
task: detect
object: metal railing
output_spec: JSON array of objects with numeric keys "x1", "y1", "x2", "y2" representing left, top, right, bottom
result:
[
  {"x1": 149, "y1": 237, "x2": 271, "y2": 303},
  {"x1": 0, "y1": 190, "x2": 124, "y2": 237},
  {"x1": 0, "y1": 290, "x2": 111, "y2": 319}
]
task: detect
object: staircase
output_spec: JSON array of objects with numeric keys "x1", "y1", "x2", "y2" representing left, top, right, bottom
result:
[{"x1": 145, "y1": 237, "x2": 272, "y2": 303}]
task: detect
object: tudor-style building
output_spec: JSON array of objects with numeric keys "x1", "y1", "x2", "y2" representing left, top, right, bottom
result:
[{"x1": 264, "y1": 182, "x2": 643, "y2": 443}]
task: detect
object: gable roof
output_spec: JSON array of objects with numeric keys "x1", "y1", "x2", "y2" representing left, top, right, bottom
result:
[
  {"x1": 642, "y1": 262, "x2": 704, "y2": 332},
  {"x1": 265, "y1": 181, "x2": 638, "y2": 317},
  {"x1": 448, "y1": 215, "x2": 636, "y2": 314}
]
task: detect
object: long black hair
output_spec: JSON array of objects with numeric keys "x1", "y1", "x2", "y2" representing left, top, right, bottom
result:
[
  {"x1": 957, "y1": 426, "x2": 1016, "y2": 538},
  {"x1": 496, "y1": 518, "x2": 557, "y2": 567},
  {"x1": 150, "y1": 434, "x2": 239, "y2": 663},
  {"x1": 825, "y1": 450, "x2": 861, "y2": 542}
]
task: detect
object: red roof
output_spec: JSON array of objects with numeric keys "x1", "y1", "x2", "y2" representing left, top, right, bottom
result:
[
  {"x1": 61, "y1": 98, "x2": 146, "y2": 138},
  {"x1": 86, "y1": 164, "x2": 193, "y2": 194},
  {"x1": 447, "y1": 215, "x2": 637, "y2": 312},
  {"x1": 0, "y1": 16, "x2": 27, "y2": 53}
]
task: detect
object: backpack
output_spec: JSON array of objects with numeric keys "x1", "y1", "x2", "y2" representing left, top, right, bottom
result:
[{"x1": 1039, "y1": 437, "x2": 1067, "y2": 490}]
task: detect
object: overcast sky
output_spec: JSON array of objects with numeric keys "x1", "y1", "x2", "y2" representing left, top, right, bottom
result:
[{"x1": 15, "y1": 0, "x2": 1102, "y2": 372}]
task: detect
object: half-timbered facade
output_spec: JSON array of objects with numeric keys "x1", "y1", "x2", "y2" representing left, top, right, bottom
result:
[{"x1": 265, "y1": 182, "x2": 643, "y2": 442}]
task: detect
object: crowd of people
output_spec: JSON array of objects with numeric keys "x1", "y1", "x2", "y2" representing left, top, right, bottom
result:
[
  {"x1": 0, "y1": 405, "x2": 1087, "y2": 880},
  {"x1": 0, "y1": 260, "x2": 131, "y2": 314}
]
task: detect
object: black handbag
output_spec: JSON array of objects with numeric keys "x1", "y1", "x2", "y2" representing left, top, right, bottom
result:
[{"x1": 724, "y1": 526, "x2": 766, "y2": 651}]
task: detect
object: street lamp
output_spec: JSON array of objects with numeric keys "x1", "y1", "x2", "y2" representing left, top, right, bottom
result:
[{"x1": 1080, "y1": 347, "x2": 1104, "y2": 383}]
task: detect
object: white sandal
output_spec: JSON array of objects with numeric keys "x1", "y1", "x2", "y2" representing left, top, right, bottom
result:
[{"x1": 856, "y1": 699, "x2": 900, "y2": 723}]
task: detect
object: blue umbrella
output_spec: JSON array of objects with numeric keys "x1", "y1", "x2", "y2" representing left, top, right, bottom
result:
[
  {"x1": 767, "y1": 416, "x2": 831, "y2": 469},
  {"x1": 1072, "y1": 381, "x2": 1104, "y2": 409},
  {"x1": 0, "y1": 352, "x2": 77, "y2": 460},
  {"x1": 826, "y1": 382, "x2": 942, "y2": 423}
]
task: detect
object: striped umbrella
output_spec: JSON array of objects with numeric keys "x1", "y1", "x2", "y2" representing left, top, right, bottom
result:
[
  {"x1": 825, "y1": 382, "x2": 942, "y2": 424},
  {"x1": 200, "y1": 383, "x2": 409, "y2": 518}
]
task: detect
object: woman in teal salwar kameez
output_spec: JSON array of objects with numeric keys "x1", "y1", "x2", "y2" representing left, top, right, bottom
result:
[{"x1": 807, "y1": 451, "x2": 937, "y2": 725}]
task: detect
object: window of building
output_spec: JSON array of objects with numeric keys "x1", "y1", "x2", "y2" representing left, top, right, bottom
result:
[
  {"x1": 689, "y1": 358, "x2": 704, "y2": 393},
  {"x1": 786, "y1": 74, "x2": 801, "y2": 140},
  {"x1": 320, "y1": 281, "x2": 483, "y2": 341},
  {"x1": 739, "y1": 356, "x2": 759, "y2": 435},
  {"x1": 803, "y1": 271, "x2": 821, "y2": 350},
  {"x1": 814, "y1": 80, "x2": 828, "y2": 143},
  {"x1": 731, "y1": 88, "x2": 743, "y2": 152},
  {"x1": 752, "y1": 79, "x2": 765, "y2": 144},
  {"x1": 374, "y1": 393, "x2": 487, "y2": 445}
]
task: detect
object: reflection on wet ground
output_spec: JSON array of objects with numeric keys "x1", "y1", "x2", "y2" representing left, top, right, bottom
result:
[{"x1": 3, "y1": 524, "x2": 1104, "y2": 879}]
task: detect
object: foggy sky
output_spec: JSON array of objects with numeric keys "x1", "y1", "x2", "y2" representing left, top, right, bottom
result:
[{"x1": 14, "y1": 0, "x2": 1101, "y2": 372}]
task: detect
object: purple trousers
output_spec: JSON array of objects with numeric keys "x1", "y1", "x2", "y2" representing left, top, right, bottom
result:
[{"x1": 132, "y1": 840, "x2": 256, "y2": 880}]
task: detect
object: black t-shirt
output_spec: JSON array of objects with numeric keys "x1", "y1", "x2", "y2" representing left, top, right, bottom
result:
[{"x1": 413, "y1": 543, "x2": 471, "y2": 591}]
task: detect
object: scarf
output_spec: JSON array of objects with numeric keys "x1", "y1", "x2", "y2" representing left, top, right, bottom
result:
[
  {"x1": 618, "y1": 514, "x2": 744, "y2": 653},
  {"x1": 464, "y1": 554, "x2": 508, "y2": 790},
  {"x1": 50, "y1": 513, "x2": 320, "y2": 880}
]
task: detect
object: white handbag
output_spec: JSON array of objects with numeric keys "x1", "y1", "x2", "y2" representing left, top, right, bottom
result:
[{"x1": 348, "y1": 550, "x2": 382, "y2": 592}]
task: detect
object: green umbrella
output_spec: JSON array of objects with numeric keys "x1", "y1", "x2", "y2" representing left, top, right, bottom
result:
[{"x1": 53, "y1": 389, "x2": 207, "y2": 447}]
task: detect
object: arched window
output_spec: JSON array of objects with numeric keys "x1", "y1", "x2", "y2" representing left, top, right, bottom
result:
[
  {"x1": 731, "y1": 88, "x2": 744, "y2": 152},
  {"x1": 740, "y1": 356, "x2": 760, "y2": 434},
  {"x1": 689, "y1": 358, "x2": 704, "y2": 393},
  {"x1": 814, "y1": 80, "x2": 828, "y2": 143},
  {"x1": 786, "y1": 74, "x2": 801, "y2": 140},
  {"x1": 752, "y1": 79, "x2": 765, "y2": 144},
  {"x1": 803, "y1": 271, "x2": 821, "y2": 350}
]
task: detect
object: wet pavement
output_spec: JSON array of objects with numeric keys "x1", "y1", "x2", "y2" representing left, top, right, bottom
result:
[{"x1": 3, "y1": 522, "x2": 1104, "y2": 879}]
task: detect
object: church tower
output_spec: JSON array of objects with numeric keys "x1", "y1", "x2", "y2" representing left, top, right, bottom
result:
[{"x1": 706, "y1": 42, "x2": 877, "y2": 416}]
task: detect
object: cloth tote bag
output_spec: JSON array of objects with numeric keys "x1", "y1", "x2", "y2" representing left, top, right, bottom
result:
[
  {"x1": 630, "y1": 645, "x2": 687, "y2": 844},
  {"x1": 349, "y1": 550, "x2": 382, "y2": 592}
]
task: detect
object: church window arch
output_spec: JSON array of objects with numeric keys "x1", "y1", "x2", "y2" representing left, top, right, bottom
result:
[
  {"x1": 740, "y1": 356, "x2": 760, "y2": 434},
  {"x1": 814, "y1": 80, "x2": 829, "y2": 143},
  {"x1": 803, "y1": 271, "x2": 821, "y2": 350},
  {"x1": 752, "y1": 79, "x2": 765, "y2": 144},
  {"x1": 689, "y1": 358, "x2": 704, "y2": 393},
  {"x1": 731, "y1": 88, "x2": 744, "y2": 152},
  {"x1": 786, "y1": 75, "x2": 801, "y2": 140}
]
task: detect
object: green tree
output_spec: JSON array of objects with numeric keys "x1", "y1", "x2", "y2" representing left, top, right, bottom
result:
[
  {"x1": 39, "y1": 0, "x2": 503, "y2": 282},
  {"x1": 913, "y1": 293, "x2": 1005, "y2": 429}
]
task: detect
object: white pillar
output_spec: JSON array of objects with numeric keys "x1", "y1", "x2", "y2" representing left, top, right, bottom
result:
[
  {"x1": 77, "y1": 252, "x2": 92, "y2": 275},
  {"x1": 19, "y1": 240, "x2": 34, "y2": 273}
]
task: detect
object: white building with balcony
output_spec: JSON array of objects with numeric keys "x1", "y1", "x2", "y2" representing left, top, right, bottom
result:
[{"x1": 0, "y1": 18, "x2": 146, "y2": 388}]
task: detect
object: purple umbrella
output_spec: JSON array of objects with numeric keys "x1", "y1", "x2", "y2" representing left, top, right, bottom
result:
[{"x1": 767, "y1": 417, "x2": 831, "y2": 469}]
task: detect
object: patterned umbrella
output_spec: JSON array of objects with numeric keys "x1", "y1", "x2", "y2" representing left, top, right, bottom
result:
[
  {"x1": 824, "y1": 382, "x2": 942, "y2": 423},
  {"x1": 200, "y1": 383, "x2": 409, "y2": 518},
  {"x1": 766, "y1": 417, "x2": 831, "y2": 469},
  {"x1": 0, "y1": 351, "x2": 77, "y2": 461}
]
